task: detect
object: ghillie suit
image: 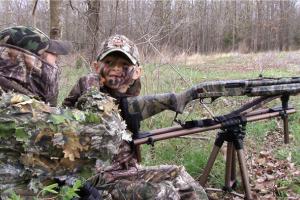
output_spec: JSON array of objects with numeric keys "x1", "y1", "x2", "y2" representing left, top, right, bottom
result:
[
  {"x1": 0, "y1": 90, "x2": 131, "y2": 198},
  {"x1": 0, "y1": 90, "x2": 208, "y2": 200}
]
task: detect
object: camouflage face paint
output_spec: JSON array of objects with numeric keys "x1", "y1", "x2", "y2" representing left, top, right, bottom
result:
[{"x1": 99, "y1": 55, "x2": 137, "y2": 92}]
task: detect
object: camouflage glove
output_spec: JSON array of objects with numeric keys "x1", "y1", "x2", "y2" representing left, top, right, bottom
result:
[
  {"x1": 74, "y1": 182, "x2": 102, "y2": 200},
  {"x1": 125, "y1": 88, "x2": 197, "y2": 120}
]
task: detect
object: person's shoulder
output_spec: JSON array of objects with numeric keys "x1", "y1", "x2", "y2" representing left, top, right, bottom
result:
[
  {"x1": 78, "y1": 73, "x2": 100, "y2": 87},
  {"x1": 79, "y1": 73, "x2": 99, "y2": 82}
]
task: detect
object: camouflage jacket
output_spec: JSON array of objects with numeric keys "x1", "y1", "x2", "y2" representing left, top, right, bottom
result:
[{"x1": 0, "y1": 44, "x2": 60, "y2": 106}]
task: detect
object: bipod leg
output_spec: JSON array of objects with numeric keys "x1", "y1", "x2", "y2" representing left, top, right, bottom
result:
[
  {"x1": 135, "y1": 145, "x2": 142, "y2": 163},
  {"x1": 231, "y1": 149, "x2": 237, "y2": 188},
  {"x1": 199, "y1": 132, "x2": 225, "y2": 186},
  {"x1": 232, "y1": 126, "x2": 252, "y2": 200},
  {"x1": 224, "y1": 142, "x2": 237, "y2": 190},
  {"x1": 281, "y1": 95, "x2": 290, "y2": 144},
  {"x1": 283, "y1": 115, "x2": 289, "y2": 144},
  {"x1": 199, "y1": 145, "x2": 222, "y2": 186},
  {"x1": 236, "y1": 149, "x2": 252, "y2": 200}
]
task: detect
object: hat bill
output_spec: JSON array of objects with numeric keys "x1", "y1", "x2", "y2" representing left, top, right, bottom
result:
[
  {"x1": 98, "y1": 49, "x2": 137, "y2": 65},
  {"x1": 47, "y1": 40, "x2": 71, "y2": 55}
]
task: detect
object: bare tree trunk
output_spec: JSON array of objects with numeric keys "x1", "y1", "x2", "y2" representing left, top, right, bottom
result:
[
  {"x1": 64, "y1": 1, "x2": 70, "y2": 40},
  {"x1": 87, "y1": 0, "x2": 100, "y2": 62},
  {"x1": 283, "y1": 1, "x2": 290, "y2": 51},
  {"x1": 32, "y1": 0, "x2": 38, "y2": 27},
  {"x1": 50, "y1": 0, "x2": 63, "y2": 39},
  {"x1": 232, "y1": 0, "x2": 237, "y2": 51}
]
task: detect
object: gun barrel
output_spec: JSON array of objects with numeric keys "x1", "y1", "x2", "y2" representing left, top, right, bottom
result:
[
  {"x1": 245, "y1": 77, "x2": 300, "y2": 87},
  {"x1": 248, "y1": 83, "x2": 300, "y2": 96},
  {"x1": 197, "y1": 80, "x2": 300, "y2": 98}
]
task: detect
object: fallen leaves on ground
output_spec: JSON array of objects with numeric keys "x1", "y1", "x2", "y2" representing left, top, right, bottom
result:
[
  {"x1": 206, "y1": 129, "x2": 300, "y2": 200},
  {"x1": 247, "y1": 130, "x2": 300, "y2": 200}
]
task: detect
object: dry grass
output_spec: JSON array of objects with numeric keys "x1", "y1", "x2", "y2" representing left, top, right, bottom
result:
[{"x1": 172, "y1": 50, "x2": 300, "y2": 73}]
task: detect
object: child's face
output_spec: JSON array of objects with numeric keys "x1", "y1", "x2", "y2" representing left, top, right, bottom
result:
[{"x1": 95, "y1": 52, "x2": 141, "y2": 93}]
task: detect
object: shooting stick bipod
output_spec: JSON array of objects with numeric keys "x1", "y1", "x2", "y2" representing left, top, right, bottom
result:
[
  {"x1": 199, "y1": 117, "x2": 252, "y2": 199},
  {"x1": 281, "y1": 95, "x2": 290, "y2": 144}
]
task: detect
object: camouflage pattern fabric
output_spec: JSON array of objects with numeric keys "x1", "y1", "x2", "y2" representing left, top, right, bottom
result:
[
  {"x1": 90, "y1": 165, "x2": 208, "y2": 200},
  {"x1": 125, "y1": 88, "x2": 197, "y2": 120},
  {"x1": 0, "y1": 45, "x2": 59, "y2": 106},
  {"x1": 248, "y1": 83, "x2": 300, "y2": 96},
  {"x1": 192, "y1": 78, "x2": 300, "y2": 99},
  {"x1": 63, "y1": 74, "x2": 100, "y2": 108},
  {"x1": 0, "y1": 89, "x2": 132, "y2": 198},
  {"x1": 0, "y1": 26, "x2": 50, "y2": 56},
  {"x1": 97, "y1": 34, "x2": 140, "y2": 66}
]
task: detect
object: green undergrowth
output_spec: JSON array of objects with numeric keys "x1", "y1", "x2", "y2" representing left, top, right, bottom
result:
[
  {"x1": 7, "y1": 180, "x2": 83, "y2": 200},
  {"x1": 58, "y1": 63, "x2": 90, "y2": 105},
  {"x1": 140, "y1": 138, "x2": 226, "y2": 188}
]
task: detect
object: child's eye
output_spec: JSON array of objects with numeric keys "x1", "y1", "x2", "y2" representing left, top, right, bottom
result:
[
  {"x1": 105, "y1": 60, "x2": 113, "y2": 66},
  {"x1": 123, "y1": 62, "x2": 130, "y2": 66}
]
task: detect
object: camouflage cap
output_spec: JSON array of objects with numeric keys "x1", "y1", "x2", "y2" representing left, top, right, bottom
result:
[
  {"x1": 0, "y1": 26, "x2": 71, "y2": 56},
  {"x1": 97, "y1": 34, "x2": 140, "y2": 65}
]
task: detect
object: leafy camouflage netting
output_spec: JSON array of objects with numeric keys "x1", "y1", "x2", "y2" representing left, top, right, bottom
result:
[{"x1": 0, "y1": 89, "x2": 131, "y2": 194}]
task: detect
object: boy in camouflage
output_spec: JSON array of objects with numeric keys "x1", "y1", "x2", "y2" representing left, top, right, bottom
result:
[{"x1": 63, "y1": 35, "x2": 208, "y2": 200}]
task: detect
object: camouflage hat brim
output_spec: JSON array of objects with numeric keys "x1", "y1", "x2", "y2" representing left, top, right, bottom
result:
[
  {"x1": 98, "y1": 48, "x2": 138, "y2": 65},
  {"x1": 47, "y1": 40, "x2": 72, "y2": 55}
]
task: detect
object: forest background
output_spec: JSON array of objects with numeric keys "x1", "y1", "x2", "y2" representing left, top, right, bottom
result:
[
  {"x1": 1, "y1": 0, "x2": 300, "y2": 199},
  {"x1": 1, "y1": 0, "x2": 300, "y2": 60}
]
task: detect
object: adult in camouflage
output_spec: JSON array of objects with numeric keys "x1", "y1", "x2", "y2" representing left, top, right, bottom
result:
[
  {"x1": 0, "y1": 26, "x2": 71, "y2": 106},
  {"x1": 63, "y1": 35, "x2": 208, "y2": 199}
]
